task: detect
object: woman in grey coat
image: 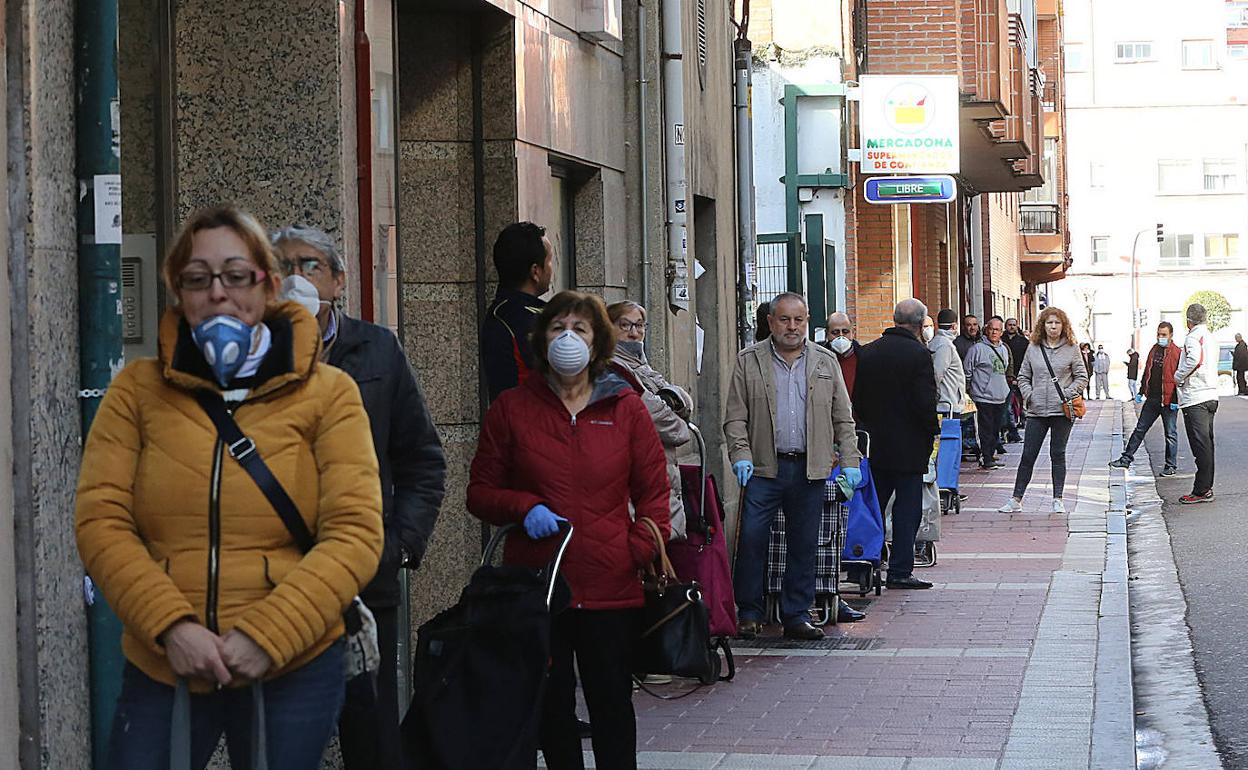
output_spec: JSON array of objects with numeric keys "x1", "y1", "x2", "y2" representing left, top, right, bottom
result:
[
  {"x1": 999, "y1": 307, "x2": 1089, "y2": 514},
  {"x1": 608, "y1": 301, "x2": 692, "y2": 539}
]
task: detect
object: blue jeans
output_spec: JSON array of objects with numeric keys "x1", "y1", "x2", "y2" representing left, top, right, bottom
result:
[
  {"x1": 733, "y1": 456, "x2": 825, "y2": 626},
  {"x1": 107, "y1": 639, "x2": 346, "y2": 770},
  {"x1": 1121, "y1": 398, "x2": 1178, "y2": 470}
]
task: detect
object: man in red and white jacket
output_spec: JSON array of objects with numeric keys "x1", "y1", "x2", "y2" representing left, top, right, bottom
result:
[
  {"x1": 1111, "y1": 322, "x2": 1182, "y2": 475},
  {"x1": 1174, "y1": 303, "x2": 1220, "y2": 504}
]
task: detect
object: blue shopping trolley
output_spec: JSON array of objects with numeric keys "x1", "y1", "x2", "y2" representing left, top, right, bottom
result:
[{"x1": 936, "y1": 412, "x2": 962, "y2": 516}]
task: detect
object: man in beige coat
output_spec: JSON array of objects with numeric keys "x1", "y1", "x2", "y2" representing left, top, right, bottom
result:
[{"x1": 724, "y1": 293, "x2": 861, "y2": 640}]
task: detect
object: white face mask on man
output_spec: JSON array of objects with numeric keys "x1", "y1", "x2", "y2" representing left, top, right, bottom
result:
[
  {"x1": 922, "y1": 327, "x2": 935, "y2": 342},
  {"x1": 829, "y1": 336, "x2": 852, "y2": 355},
  {"x1": 279, "y1": 274, "x2": 329, "y2": 318},
  {"x1": 548, "y1": 330, "x2": 591, "y2": 376}
]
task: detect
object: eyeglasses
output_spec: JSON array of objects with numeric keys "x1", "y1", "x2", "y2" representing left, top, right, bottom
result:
[
  {"x1": 177, "y1": 268, "x2": 267, "y2": 291},
  {"x1": 279, "y1": 257, "x2": 329, "y2": 277},
  {"x1": 616, "y1": 320, "x2": 647, "y2": 333}
]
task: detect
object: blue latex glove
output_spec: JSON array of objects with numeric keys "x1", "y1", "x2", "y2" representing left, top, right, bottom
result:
[
  {"x1": 842, "y1": 466, "x2": 862, "y2": 489},
  {"x1": 1170, "y1": 403, "x2": 1179, "y2": 412},
  {"x1": 836, "y1": 466, "x2": 862, "y2": 501},
  {"x1": 733, "y1": 460, "x2": 754, "y2": 488},
  {"x1": 523, "y1": 505, "x2": 565, "y2": 539},
  {"x1": 1134, "y1": 394, "x2": 1144, "y2": 404}
]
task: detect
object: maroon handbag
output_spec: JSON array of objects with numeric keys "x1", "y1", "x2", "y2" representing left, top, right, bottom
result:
[{"x1": 669, "y1": 468, "x2": 738, "y2": 638}]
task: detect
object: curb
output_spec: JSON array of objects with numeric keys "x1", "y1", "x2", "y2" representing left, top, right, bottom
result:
[
  {"x1": 1093, "y1": 404, "x2": 1137, "y2": 769},
  {"x1": 1117, "y1": 401, "x2": 1223, "y2": 769}
]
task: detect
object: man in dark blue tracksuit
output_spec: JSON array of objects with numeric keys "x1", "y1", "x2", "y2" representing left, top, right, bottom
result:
[{"x1": 481, "y1": 222, "x2": 553, "y2": 401}]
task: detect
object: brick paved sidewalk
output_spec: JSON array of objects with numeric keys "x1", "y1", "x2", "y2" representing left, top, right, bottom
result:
[{"x1": 610, "y1": 401, "x2": 1135, "y2": 770}]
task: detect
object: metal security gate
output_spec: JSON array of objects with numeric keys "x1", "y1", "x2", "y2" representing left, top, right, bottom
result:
[{"x1": 755, "y1": 232, "x2": 800, "y2": 306}]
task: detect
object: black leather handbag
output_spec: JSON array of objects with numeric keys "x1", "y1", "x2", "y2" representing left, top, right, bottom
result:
[{"x1": 632, "y1": 518, "x2": 730, "y2": 686}]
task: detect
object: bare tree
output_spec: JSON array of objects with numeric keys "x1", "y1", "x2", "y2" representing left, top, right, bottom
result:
[{"x1": 1074, "y1": 288, "x2": 1097, "y2": 342}]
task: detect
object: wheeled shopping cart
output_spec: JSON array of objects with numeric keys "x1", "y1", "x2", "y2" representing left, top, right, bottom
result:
[
  {"x1": 937, "y1": 412, "x2": 962, "y2": 516},
  {"x1": 764, "y1": 485, "x2": 847, "y2": 626}
]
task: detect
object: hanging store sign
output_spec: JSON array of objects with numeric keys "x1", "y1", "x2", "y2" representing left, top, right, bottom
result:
[
  {"x1": 864, "y1": 175, "x2": 957, "y2": 205},
  {"x1": 859, "y1": 75, "x2": 959, "y2": 174}
]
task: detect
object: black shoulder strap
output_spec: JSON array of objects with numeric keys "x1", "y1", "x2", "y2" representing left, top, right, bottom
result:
[
  {"x1": 988, "y1": 344, "x2": 1008, "y2": 370},
  {"x1": 194, "y1": 391, "x2": 315, "y2": 554},
  {"x1": 1037, "y1": 345, "x2": 1067, "y2": 405}
]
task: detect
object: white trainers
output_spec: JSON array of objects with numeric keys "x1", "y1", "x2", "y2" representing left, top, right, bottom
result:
[
  {"x1": 1052, "y1": 498, "x2": 1066, "y2": 513},
  {"x1": 998, "y1": 498, "x2": 1023, "y2": 513}
]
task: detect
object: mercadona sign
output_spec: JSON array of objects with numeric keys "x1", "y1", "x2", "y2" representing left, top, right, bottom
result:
[{"x1": 859, "y1": 75, "x2": 959, "y2": 174}]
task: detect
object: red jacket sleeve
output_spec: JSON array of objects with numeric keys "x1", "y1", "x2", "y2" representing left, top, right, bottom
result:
[
  {"x1": 466, "y1": 394, "x2": 544, "y2": 526},
  {"x1": 623, "y1": 393, "x2": 672, "y2": 567}
]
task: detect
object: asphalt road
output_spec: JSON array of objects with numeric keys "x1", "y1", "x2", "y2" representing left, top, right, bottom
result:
[{"x1": 1141, "y1": 394, "x2": 1248, "y2": 768}]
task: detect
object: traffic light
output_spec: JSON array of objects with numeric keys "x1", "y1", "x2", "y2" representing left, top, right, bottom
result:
[{"x1": 1156, "y1": 223, "x2": 1164, "y2": 244}]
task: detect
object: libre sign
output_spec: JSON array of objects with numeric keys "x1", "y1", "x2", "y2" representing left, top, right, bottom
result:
[
  {"x1": 859, "y1": 75, "x2": 959, "y2": 174},
  {"x1": 864, "y1": 175, "x2": 957, "y2": 205}
]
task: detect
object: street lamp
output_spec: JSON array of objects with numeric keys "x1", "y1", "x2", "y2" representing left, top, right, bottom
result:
[{"x1": 1129, "y1": 223, "x2": 1163, "y2": 353}]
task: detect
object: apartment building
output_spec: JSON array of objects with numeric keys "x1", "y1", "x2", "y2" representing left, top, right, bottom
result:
[{"x1": 1053, "y1": 0, "x2": 1248, "y2": 376}]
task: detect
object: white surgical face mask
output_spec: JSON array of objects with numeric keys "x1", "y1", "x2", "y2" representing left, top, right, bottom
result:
[
  {"x1": 279, "y1": 274, "x2": 327, "y2": 318},
  {"x1": 922, "y1": 327, "x2": 935, "y2": 342},
  {"x1": 829, "y1": 336, "x2": 852, "y2": 355},
  {"x1": 548, "y1": 330, "x2": 591, "y2": 376}
]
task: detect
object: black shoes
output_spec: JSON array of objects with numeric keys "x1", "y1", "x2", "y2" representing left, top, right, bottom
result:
[
  {"x1": 782, "y1": 621, "x2": 826, "y2": 640},
  {"x1": 837, "y1": 601, "x2": 866, "y2": 623},
  {"x1": 737, "y1": 619, "x2": 762, "y2": 640},
  {"x1": 1161, "y1": 467, "x2": 1177, "y2": 477},
  {"x1": 886, "y1": 575, "x2": 934, "y2": 590},
  {"x1": 1108, "y1": 457, "x2": 1130, "y2": 469}
]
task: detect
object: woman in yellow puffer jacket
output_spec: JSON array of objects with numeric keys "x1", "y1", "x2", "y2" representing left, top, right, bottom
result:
[{"x1": 75, "y1": 206, "x2": 383, "y2": 770}]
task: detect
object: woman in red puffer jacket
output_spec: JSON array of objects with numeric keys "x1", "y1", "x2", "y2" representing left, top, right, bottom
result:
[{"x1": 468, "y1": 290, "x2": 670, "y2": 770}]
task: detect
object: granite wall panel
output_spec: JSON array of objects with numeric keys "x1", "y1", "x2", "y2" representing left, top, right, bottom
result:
[
  {"x1": 172, "y1": 0, "x2": 349, "y2": 241},
  {"x1": 7, "y1": 0, "x2": 92, "y2": 766}
]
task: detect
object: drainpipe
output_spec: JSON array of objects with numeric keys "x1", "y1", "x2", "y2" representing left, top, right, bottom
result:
[
  {"x1": 638, "y1": 0, "x2": 651, "y2": 310},
  {"x1": 74, "y1": 0, "x2": 125, "y2": 765},
  {"x1": 355, "y1": 1, "x2": 375, "y2": 321},
  {"x1": 660, "y1": 0, "x2": 689, "y2": 312},
  {"x1": 734, "y1": 38, "x2": 756, "y2": 349},
  {"x1": 969, "y1": 195, "x2": 985, "y2": 317}
]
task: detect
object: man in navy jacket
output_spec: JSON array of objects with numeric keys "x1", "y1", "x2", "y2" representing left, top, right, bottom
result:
[{"x1": 481, "y1": 222, "x2": 554, "y2": 401}]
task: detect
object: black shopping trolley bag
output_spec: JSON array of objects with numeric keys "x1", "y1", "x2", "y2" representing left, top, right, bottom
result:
[{"x1": 403, "y1": 524, "x2": 573, "y2": 770}]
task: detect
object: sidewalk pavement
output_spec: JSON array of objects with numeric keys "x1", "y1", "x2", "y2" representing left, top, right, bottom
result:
[{"x1": 619, "y1": 401, "x2": 1136, "y2": 770}]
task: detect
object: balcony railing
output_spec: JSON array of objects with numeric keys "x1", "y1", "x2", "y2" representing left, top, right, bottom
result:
[{"x1": 1020, "y1": 203, "x2": 1060, "y2": 233}]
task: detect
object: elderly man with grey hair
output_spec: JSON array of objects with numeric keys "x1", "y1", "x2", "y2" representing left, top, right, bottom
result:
[
  {"x1": 852, "y1": 298, "x2": 941, "y2": 589},
  {"x1": 1174, "y1": 302, "x2": 1220, "y2": 504},
  {"x1": 273, "y1": 226, "x2": 447, "y2": 770}
]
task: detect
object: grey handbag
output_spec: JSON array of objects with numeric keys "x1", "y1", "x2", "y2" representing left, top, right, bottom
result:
[{"x1": 171, "y1": 679, "x2": 267, "y2": 770}]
